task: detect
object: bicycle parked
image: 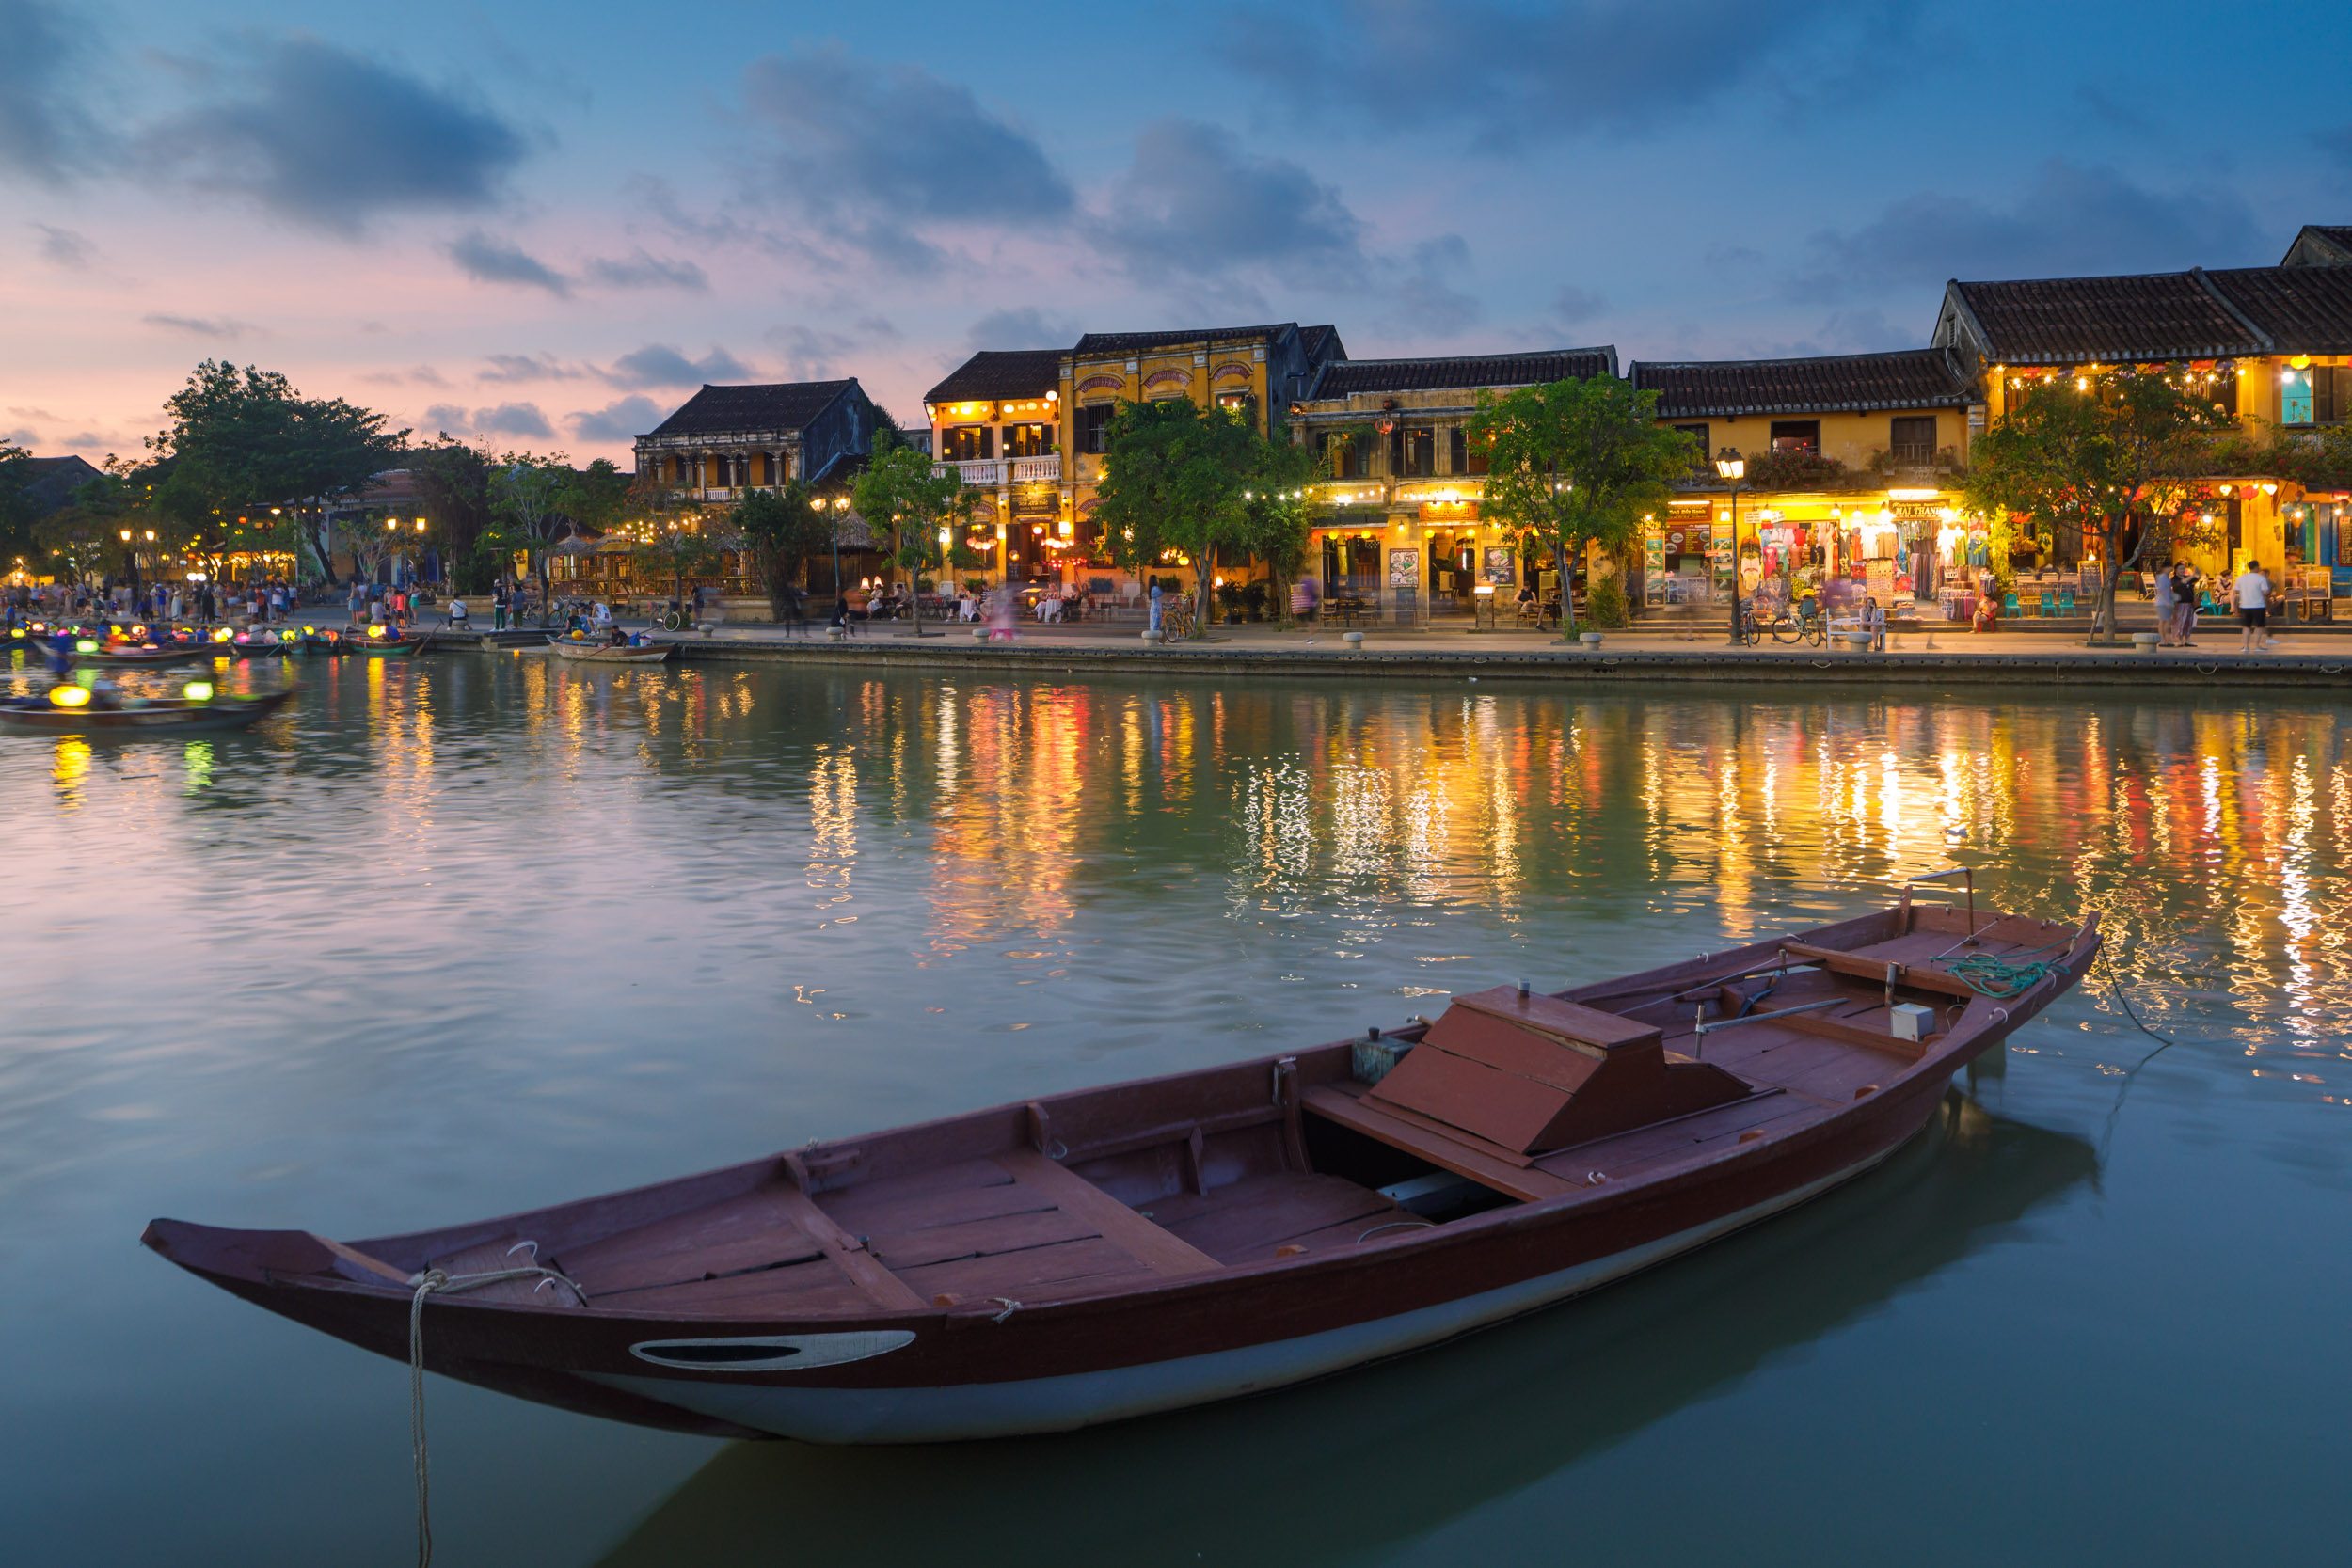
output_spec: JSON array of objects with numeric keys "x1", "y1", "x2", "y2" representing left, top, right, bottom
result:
[{"x1": 1768, "y1": 595, "x2": 1827, "y2": 646}]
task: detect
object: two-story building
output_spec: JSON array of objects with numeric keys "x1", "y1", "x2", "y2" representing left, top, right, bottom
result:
[
  {"x1": 1057, "y1": 322, "x2": 1344, "y2": 592},
  {"x1": 1629, "y1": 348, "x2": 1981, "y2": 615},
  {"x1": 1287, "y1": 348, "x2": 1616, "y2": 621},
  {"x1": 632, "y1": 379, "x2": 882, "y2": 505},
  {"x1": 1933, "y1": 240, "x2": 2352, "y2": 588},
  {"x1": 920, "y1": 349, "x2": 1067, "y2": 584}
]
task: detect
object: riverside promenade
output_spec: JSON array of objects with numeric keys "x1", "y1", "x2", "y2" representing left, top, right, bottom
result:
[{"x1": 531, "y1": 614, "x2": 2352, "y2": 693}]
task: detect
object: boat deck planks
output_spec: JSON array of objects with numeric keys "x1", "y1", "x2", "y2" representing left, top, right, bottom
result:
[{"x1": 1152, "y1": 1172, "x2": 1406, "y2": 1264}]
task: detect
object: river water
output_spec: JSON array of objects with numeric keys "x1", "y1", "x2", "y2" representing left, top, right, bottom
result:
[{"x1": 2, "y1": 654, "x2": 2345, "y2": 1566}]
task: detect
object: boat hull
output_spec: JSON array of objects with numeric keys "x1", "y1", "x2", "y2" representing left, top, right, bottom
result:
[
  {"x1": 0, "y1": 688, "x2": 295, "y2": 736},
  {"x1": 143, "y1": 903, "x2": 2095, "y2": 1443}
]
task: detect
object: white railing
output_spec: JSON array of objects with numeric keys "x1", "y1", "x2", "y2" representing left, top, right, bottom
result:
[
  {"x1": 1009, "y1": 455, "x2": 1061, "y2": 483},
  {"x1": 933, "y1": 460, "x2": 1002, "y2": 484}
]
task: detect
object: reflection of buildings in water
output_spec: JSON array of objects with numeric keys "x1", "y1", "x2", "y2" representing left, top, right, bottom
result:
[
  {"x1": 591, "y1": 1095, "x2": 2097, "y2": 1568},
  {"x1": 807, "y1": 746, "x2": 858, "y2": 925}
]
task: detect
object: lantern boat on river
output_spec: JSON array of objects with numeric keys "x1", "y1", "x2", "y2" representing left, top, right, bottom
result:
[
  {"x1": 145, "y1": 877, "x2": 2095, "y2": 1444},
  {"x1": 0, "y1": 685, "x2": 296, "y2": 735}
]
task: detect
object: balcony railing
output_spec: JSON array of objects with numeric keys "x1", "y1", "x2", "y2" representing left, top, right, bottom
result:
[
  {"x1": 934, "y1": 459, "x2": 1002, "y2": 484},
  {"x1": 1009, "y1": 454, "x2": 1061, "y2": 482},
  {"x1": 1887, "y1": 443, "x2": 1937, "y2": 467}
]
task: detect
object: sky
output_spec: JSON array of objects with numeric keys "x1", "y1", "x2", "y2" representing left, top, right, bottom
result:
[{"x1": 5, "y1": 0, "x2": 2351, "y2": 469}]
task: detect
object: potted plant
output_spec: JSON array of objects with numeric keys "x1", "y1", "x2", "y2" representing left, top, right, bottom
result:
[
  {"x1": 1215, "y1": 581, "x2": 1245, "y2": 625},
  {"x1": 1242, "y1": 581, "x2": 1268, "y2": 622}
]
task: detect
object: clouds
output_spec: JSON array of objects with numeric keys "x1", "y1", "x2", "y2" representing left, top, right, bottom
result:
[
  {"x1": 1389, "y1": 237, "x2": 1481, "y2": 338},
  {"x1": 965, "y1": 308, "x2": 1075, "y2": 351},
  {"x1": 33, "y1": 222, "x2": 92, "y2": 268},
  {"x1": 739, "y1": 44, "x2": 1072, "y2": 268},
  {"x1": 1551, "y1": 284, "x2": 1607, "y2": 325},
  {"x1": 142, "y1": 313, "x2": 258, "y2": 339},
  {"x1": 1788, "y1": 160, "x2": 2263, "y2": 299},
  {"x1": 606, "y1": 344, "x2": 754, "y2": 388},
  {"x1": 582, "y1": 249, "x2": 708, "y2": 292},
  {"x1": 1094, "y1": 118, "x2": 1363, "y2": 288},
  {"x1": 1216, "y1": 0, "x2": 1930, "y2": 150},
  {"x1": 423, "y1": 401, "x2": 554, "y2": 438},
  {"x1": 478, "y1": 353, "x2": 581, "y2": 384},
  {"x1": 0, "y1": 0, "x2": 104, "y2": 183},
  {"x1": 448, "y1": 230, "x2": 570, "y2": 294},
  {"x1": 135, "y1": 38, "x2": 528, "y2": 232},
  {"x1": 566, "y1": 395, "x2": 670, "y2": 445}
]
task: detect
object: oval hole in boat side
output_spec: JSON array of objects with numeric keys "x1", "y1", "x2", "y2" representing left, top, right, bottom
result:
[{"x1": 628, "y1": 1330, "x2": 917, "y2": 1374}]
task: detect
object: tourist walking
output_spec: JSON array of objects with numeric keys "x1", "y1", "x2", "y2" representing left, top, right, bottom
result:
[
  {"x1": 1148, "y1": 580, "x2": 1163, "y2": 635},
  {"x1": 492, "y1": 581, "x2": 510, "y2": 631},
  {"x1": 2153, "y1": 563, "x2": 2178, "y2": 645},
  {"x1": 2235, "y1": 562, "x2": 2273, "y2": 653},
  {"x1": 2171, "y1": 564, "x2": 2200, "y2": 646}
]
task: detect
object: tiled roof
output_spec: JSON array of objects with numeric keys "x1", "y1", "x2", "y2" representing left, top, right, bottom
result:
[
  {"x1": 1947, "y1": 273, "x2": 2262, "y2": 364},
  {"x1": 2206, "y1": 266, "x2": 2352, "y2": 354},
  {"x1": 925, "y1": 350, "x2": 1064, "y2": 406},
  {"x1": 1630, "y1": 348, "x2": 1974, "y2": 417},
  {"x1": 2283, "y1": 225, "x2": 2352, "y2": 266},
  {"x1": 1298, "y1": 324, "x2": 1344, "y2": 361},
  {"x1": 1072, "y1": 324, "x2": 1294, "y2": 356},
  {"x1": 1311, "y1": 348, "x2": 1616, "y2": 399},
  {"x1": 645, "y1": 381, "x2": 857, "y2": 438}
]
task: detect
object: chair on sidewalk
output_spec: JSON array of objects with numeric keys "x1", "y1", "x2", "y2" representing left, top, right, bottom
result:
[
  {"x1": 2058, "y1": 588, "x2": 2075, "y2": 617},
  {"x1": 2001, "y1": 591, "x2": 2020, "y2": 619},
  {"x1": 2038, "y1": 590, "x2": 2057, "y2": 618}
]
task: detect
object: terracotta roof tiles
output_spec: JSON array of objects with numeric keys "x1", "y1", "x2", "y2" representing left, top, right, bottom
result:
[{"x1": 1630, "y1": 348, "x2": 1975, "y2": 417}]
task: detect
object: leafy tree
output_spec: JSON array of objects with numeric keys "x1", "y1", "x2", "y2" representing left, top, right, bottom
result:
[
  {"x1": 560, "y1": 457, "x2": 629, "y2": 531},
  {"x1": 147, "y1": 360, "x2": 405, "y2": 580},
  {"x1": 1469, "y1": 375, "x2": 1692, "y2": 637},
  {"x1": 1094, "y1": 399, "x2": 1257, "y2": 638},
  {"x1": 33, "y1": 473, "x2": 130, "y2": 583},
  {"x1": 1963, "y1": 368, "x2": 2234, "y2": 644},
  {"x1": 408, "y1": 438, "x2": 496, "y2": 592},
  {"x1": 485, "y1": 453, "x2": 573, "y2": 620},
  {"x1": 1233, "y1": 435, "x2": 1317, "y2": 626},
  {"x1": 0, "y1": 441, "x2": 35, "y2": 562},
  {"x1": 851, "y1": 443, "x2": 976, "y2": 635},
  {"x1": 731, "y1": 483, "x2": 831, "y2": 615}
]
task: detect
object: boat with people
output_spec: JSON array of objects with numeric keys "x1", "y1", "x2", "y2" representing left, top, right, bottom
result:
[
  {"x1": 546, "y1": 634, "x2": 675, "y2": 664},
  {"x1": 145, "y1": 874, "x2": 2094, "y2": 1444},
  {"x1": 0, "y1": 683, "x2": 295, "y2": 735}
]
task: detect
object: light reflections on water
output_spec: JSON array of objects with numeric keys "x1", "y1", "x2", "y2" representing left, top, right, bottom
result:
[{"x1": 2, "y1": 657, "x2": 2348, "y2": 1565}]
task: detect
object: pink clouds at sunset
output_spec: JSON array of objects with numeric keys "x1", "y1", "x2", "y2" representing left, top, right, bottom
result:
[{"x1": 5, "y1": 0, "x2": 2344, "y2": 470}]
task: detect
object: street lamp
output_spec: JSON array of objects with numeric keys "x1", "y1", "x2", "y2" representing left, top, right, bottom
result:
[{"x1": 1715, "y1": 449, "x2": 1745, "y2": 644}]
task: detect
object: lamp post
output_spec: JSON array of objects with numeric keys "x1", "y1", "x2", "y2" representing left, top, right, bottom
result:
[{"x1": 1715, "y1": 449, "x2": 1745, "y2": 644}]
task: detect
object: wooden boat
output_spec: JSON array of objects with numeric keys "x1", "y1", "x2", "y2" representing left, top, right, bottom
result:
[
  {"x1": 547, "y1": 636, "x2": 676, "y2": 663},
  {"x1": 0, "y1": 686, "x2": 296, "y2": 735},
  {"x1": 144, "y1": 879, "x2": 2095, "y2": 1444},
  {"x1": 340, "y1": 632, "x2": 424, "y2": 656},
  {"x1": 70, "y1": 641, "x2": 214, "y2": 667}
]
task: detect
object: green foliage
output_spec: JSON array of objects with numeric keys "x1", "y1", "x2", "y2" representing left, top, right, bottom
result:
[
  {"x1": 33, "y1": 472, "x2": 130, "y2": 580},
  {"x1": 852, "y1": 443, "x2": 976, "y2": 580},
  {"x1": 1469, "y1": 375, "x2": 1691, "y2": 634},
  {"x1": 149, "y1": 360, "x2": 406, "y2": 577},
  {"x1": 1584, "y1": 573, "x2": 1629, "y2": 629},
  {"x1": 1093, "y1": 399, "x2": 1258, "y2": 637},
  {"x1": 0, "y1": 441, "x2": 34, "y2": 558},
  {"x1": 1741, "y1": 448, "x2": 1855, "y2": 492},
  {"x1": 1233, "y1": 435, "x2": 1316, "y2": 625},
  {"x1": 407, "y1": 438, "x2": 497, "y2": 592},
  {"x1": 731, "y1": 483, "x2": 831, "y2": 613},
  {"x1": 559, "y1": 457, "x2": 629, "y2": 531},
  {"x1": 485, "y1": 453, "x2": 573, "y2": 607},
  {"x1": 1963, "y1": 367, "x2": 2233, "y2": 641}
]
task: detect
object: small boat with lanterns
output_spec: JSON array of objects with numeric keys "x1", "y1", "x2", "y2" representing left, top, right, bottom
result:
[
  {"x1": 67, "y1": 638, "x2": 215, "y2": 668},
  {"x1": 547, "y1": 635, "x2": 676, "y2": 664},
  {"x1": 333, "y1": 627, "x2": 424, "y2": 656},
  {"x1": 0, "y1": 682, "x2": 296, "y2": 735},
  {"x1": 146, "y1": 874, "x2": 2095, "y2": 1444}
]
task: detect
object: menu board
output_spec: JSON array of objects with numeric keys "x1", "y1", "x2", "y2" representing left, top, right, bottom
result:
[
  {"x1": 1389, "y1": 548, "x2": 1420, "y2": 587},
  {"x1": 1482, "y1": 546, "x2": 1518, "y2": 585}
]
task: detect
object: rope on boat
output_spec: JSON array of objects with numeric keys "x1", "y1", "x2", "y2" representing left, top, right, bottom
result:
[
  {"x1": 407, "y1": 1250, "x2": 588, "y2": 1568},
  {"x1": 1941, "y1": 935, "x2": 2079, "y2": 999}
]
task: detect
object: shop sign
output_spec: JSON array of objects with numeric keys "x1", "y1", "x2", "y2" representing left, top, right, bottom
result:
[
  {"x1": 1889, "y1": 500, "x2": 1944, "y2": 523},
  {"x1": 1418, "y1": 501, "x2": 1479, "y2": 522},
  {"x1": 1011, "y1": 483, "x2": 1057, "y2": 517}
]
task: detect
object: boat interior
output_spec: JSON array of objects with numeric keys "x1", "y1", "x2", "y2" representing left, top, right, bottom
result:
[{"x1": 337, "y1": 901, "x2": 2085, "y2": 1319}]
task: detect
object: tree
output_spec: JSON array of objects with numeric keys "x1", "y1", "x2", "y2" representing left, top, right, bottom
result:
[
  {"x1": 559, "y1": 458, "x2": 629, "y2": 532},
  {"x1": 33, "y1": 472, "x2": 129, "y2": 584},
  {"x1": 148, "y1": 360, "x2": 406, "y2": 580},
  {"x1": 408, "y1": 438, "x2": 496, "y2": 592},
  {"x1": 850, "y1": 443, "x2": 976, "y2": 636},
  {"x1": 0, "y1": 442, "x2": 34, "y2": 562},
  {"x1": 1233, "y1": 435, "x2": 1318, "y2": 627},
  {"x1": 1094, "y1": 399, "x2": 1257, "y2": 638},
  {"x1": 485, "y1": 453, "x2": 573, "y2": 620},
  {"x1": 1963, "y1": 368, "x2": 2234, "y2": 645},
  {"x1": 731, "y1": 483, "x2": 832, "y2": 615},
  {"x1": 1469, "y1": 375, "x2": 1692, "y2": 637}
]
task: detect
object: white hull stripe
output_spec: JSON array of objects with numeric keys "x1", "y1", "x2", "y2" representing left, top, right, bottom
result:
[{"x1": 584, "y1": 1148, "x2": 1889, "y2": 1443}]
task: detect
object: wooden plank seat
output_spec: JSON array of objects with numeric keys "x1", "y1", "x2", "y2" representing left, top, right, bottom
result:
[{"x1": 1304, "y1": 1084, "x2": 1578, "y2": 1203}]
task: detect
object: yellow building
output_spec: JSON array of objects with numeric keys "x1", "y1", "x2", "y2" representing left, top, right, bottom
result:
[
  {"x1": 1933, "y1": 237, "x2": 2352, "y2": 595},
  {"x1": 1629, "y1": 348, "x2": 1982, "y2": 619},
  {"x1": 1288, "y1": 348, "x2": 1616, "y2": 622},
  {"x1": 921, "y1": 349, "x2": 1067, "y2": 583},
  {"x1": 1057, "y1": 323, "x2": 1343, "y2": 592}
]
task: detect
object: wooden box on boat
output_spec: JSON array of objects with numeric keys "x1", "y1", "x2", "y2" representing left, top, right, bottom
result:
[{"x1": 144, "y1": 893, "x2": 2096, "y2": 1444}]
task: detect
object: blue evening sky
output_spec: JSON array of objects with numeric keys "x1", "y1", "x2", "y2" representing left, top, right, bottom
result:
[{"x1": 6, "y1": 0, "x2": 2349, "y2": 462}]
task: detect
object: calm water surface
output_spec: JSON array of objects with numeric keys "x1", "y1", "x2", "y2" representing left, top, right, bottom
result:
[{"x1": 2, "y1": 655, "x2": 2346, "y2": 1566}]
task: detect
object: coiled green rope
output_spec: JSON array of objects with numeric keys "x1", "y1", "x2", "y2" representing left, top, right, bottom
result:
[{"x1": 1941, "y1": 936, "x2": 2077, "y2": 998}]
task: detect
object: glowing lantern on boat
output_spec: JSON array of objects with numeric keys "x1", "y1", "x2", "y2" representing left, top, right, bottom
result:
[
  {"x1": 183, "y1": 682, "x2": 213, "y2": 702},
  {"x1": 50, "y1": 686, "x2": 90, "y2": 707},
  {"x1": 368, "y1": 625, "x2": 386, "y2": 640},
  {"x1": 212, "y1": 628, "x2": 232, "y2": 642},
  {"x1": 75, "y1": 639, "x2": 97, "y2": 653}
]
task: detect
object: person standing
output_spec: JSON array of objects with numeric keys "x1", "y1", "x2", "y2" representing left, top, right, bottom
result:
[
  {"x1": 1148, "y1": 579, "x2": 1164, "y2": 635},
  {"x1": 493, "y1": 581, "x2": 509, "y2": 631},
  {"x1": 2236, "y1": 562, "x2": 2273, "y2": 653},
  {"x1": 2153, "y1": 562, "x2": 2179, "y2": 646}
]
